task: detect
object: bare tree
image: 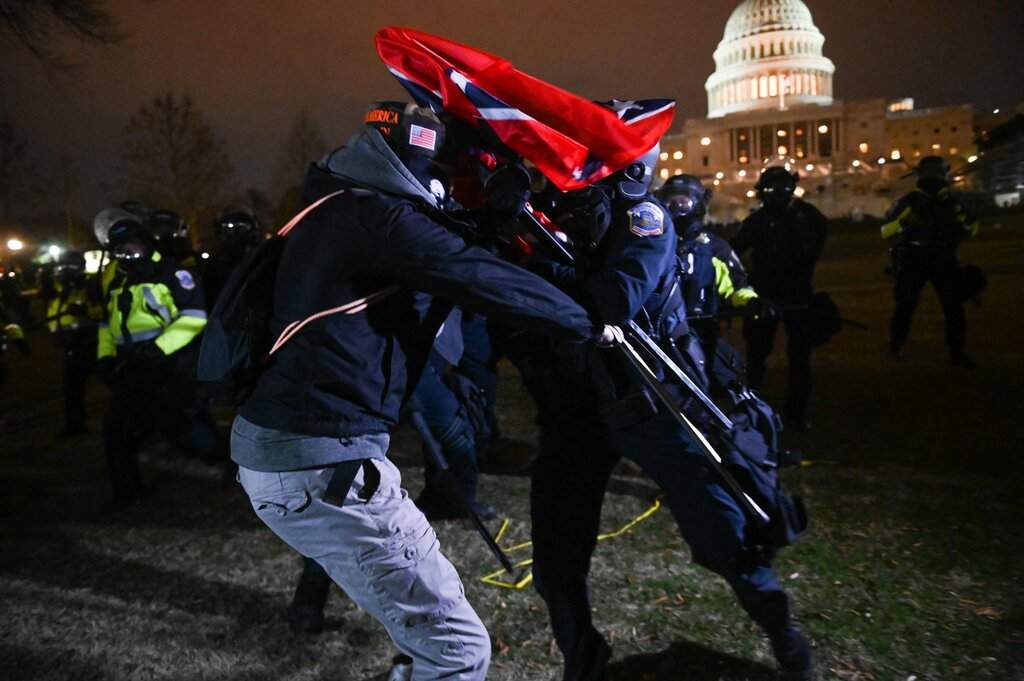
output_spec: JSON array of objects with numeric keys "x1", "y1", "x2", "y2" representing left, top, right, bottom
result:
[
  {"x1": 0, "y1": 112, "x2": 37, "y2": 219},
  {"x1": 118, "y1": 93, "x2": 235, "y2": 239},
  {"x1": 0, "y1": 0, "x2": 122, "y2": 69},
  {"x1": 275, "y1": 108, "x2": 328, "y2": 189},
  {"x1": 272, "y1": 108, "x2": 327, "y2": 221}
]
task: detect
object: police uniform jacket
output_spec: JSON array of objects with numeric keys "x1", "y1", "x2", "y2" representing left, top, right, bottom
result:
[
  {"x1": 679, "y1": 225, "x2": 757, "y2": 318},
  {"x1": 98, "y1": 252, "x2": 208, "y2": 359},
  {"x1": 239, "y1": 128, "x2": 595, "y2": 442},
  {"x1": 731, "y1": 198, "x2": 827, "y2": 302},
  {"x1": 880, "y1": 187, "x2": 977, "y2": 268}
]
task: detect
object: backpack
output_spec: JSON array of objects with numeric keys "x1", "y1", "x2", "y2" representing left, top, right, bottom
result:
[{"x1": 197, "y1": 189, "x2": 396, "y2": 398}]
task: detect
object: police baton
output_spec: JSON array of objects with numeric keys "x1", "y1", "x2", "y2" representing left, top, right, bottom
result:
[
  {"x1": 408, "y1": 410, "x2": 521, "y2": 577},
  {"x1": 613, "y1": 327, "x2": 771, "y2": 527}
]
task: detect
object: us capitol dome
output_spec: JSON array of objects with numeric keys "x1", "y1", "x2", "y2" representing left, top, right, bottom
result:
[{"x1": 704, "y1": 0, "x2": 835, "y2": 118}]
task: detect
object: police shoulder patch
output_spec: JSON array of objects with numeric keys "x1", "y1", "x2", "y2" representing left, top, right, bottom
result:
[
  {"x1": 628, "y1": 201, "x2": 664, "y2": 238},
  {"x1": 175, "y1": 269, "x2": 196, "y2": 290}
]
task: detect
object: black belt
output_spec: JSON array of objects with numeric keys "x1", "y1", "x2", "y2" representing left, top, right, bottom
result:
[{"x1": 323, "y1": 459, "x2": 381, "y2": 507}]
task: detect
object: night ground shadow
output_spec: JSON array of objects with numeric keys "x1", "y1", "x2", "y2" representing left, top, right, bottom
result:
[{"x1": 607, "y1": 639, "x2": 775, "y2": 681}]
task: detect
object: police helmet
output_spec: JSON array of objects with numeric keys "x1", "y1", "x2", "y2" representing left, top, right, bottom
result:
[
  {"x1": 756, "y1": 166, "x2": 799, "y2": 208},
  {"x1": 215, "y1": 208, "x2": 259, "y2": 243},
  {"x1": 54, "y1": 251, "x2": 86, "y2": 282},
  {"x1": 119, "y1": 200, "x2": 150, "y2": 220},
  {"x1": 149, "y1": 209, "x2": 189, "y2": 242},
  {"x1": 656, "y1": 174, "x2": 711, "y2": 221},
  {"x1": 93, "y1": 208, "x2": 143, "y2": 247},
  {"x1": 912, "y1": 156, "x2": 950, "y2": 193}
]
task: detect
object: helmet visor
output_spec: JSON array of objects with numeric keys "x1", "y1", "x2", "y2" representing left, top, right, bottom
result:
[{"x1": 660, "y1": 187, "x2": 703, "y2": 218}]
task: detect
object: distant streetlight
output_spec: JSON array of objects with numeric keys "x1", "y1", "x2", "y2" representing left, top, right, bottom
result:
[
  {"x1": 6, "y1": 238, "x2": 24, "y2": 252},
  {"x1": 48, "y1": 244, "x2": 63, "y2": 259}
]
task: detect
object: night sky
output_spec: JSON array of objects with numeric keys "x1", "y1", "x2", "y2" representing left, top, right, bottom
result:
[{"x1": 3, "y1": 0, "x2": 1023, "y2": 215}]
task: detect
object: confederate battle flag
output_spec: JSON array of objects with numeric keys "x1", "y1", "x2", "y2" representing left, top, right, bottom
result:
[{"x1": 375, "y1": 26, "x2": 675, "y2": 191}]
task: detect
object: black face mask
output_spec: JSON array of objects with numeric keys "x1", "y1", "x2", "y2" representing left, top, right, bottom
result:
[
  {"x1": 112, "y1": 238, "x2": 154, "y2": 273},
  {"x1": 917, "y1": 177, "x2": 948, "y2": 194}
]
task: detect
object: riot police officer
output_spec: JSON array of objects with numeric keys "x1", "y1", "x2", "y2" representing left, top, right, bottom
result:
[
  {"x1": 40, "y1": 251, "x2": 101, "y2": 435},
  {"x1": 731, "y1": 167, "x2": 826, "y2": 431},
  {"x1": 657, "y1": 174, "x2": 765, "y2": 380},
  {"x1": 881, "y1": 156, "x2": 979, "y2": 367},
  {"x1": 93, "y1": 208, "x2": 217, "y2": 507},
  {"x1": 231, "y1": 101, "x2": 601, "y2": 680},
  {"x1": 150, "y1": 209, "x2": 198, "y2": 267},
  {"x1": 528, "y1": 144, "x2": 812, "y2": 681},
  {"x1": 203, "y1": 207, "x2": 263, "y2": 307}
]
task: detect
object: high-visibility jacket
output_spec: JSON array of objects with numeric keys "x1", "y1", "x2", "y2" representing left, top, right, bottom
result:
[
  {"x1": 880, "y1": 187, "x2": 979, "y2": 242},
  {"x1": 46, "y1": 279, "x2": 101, "y2": 333},
  {"x1": 98, "y1": 251, "x2": 207, "y2": 359}
]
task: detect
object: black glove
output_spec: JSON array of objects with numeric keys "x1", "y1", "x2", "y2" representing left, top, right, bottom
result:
[
  {"x1": 483, "y1": 164, "x2": 531, "y2": 220},
  {"x1": 96, "y1": 356, "x2": 119, "y2": 386},
  {"x1": 132, "y1": 341, "x2": 173, "y2": 368},
  {"x1": 747, "y1": 296, "x2": 779, "y2": 322}
]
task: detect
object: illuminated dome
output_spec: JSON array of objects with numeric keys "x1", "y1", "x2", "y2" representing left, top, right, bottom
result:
[{"x1": 705, "y1": 0, "x2": 835, "y2": 118}]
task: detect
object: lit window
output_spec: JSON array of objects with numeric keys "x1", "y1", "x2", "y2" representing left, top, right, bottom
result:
[
  {"x1": 877, "y1": 157, "x2": 886, "y2": 164},
  {"x1": 950, "y1": 147, "x2": 959, "y2": 155},
  {"x1": 715, "y1": 171, "x2": 725, "y2": 179},
  {"x1": 672, "y1": 150, "x2": 684, "y2": 160},
  {"x1": 890, "y1": 149, "x2": 902, "y2": 160},
  {"x1": 659, "y1": 168, "x2": 670, "y2": 179},
  {"x1": 858, "y1": 142, "x2": 869, "y2": 154},
  {"x1": 968, "y1": 155, "x2": 978, "y2": 163},
  {"x1": 738, "y1": 169, "x2": 747, "y2": 177},
  {"x1": 818, "y1": 124, "x2": 829, "y2": 134},
  {"x1": 659, "y1": 151, "x2": 669, "y2": 161},
  {"x1": 777, "y1": 129, "x2": 787, "y2": 138},
  {"x1": 700, "y1": 137, "x2": 711, "y2": 146},
  {"x1": 746, "y1": 190, "x2": 756, "y2": 198},
  {"x1": 674, "y1": 168, "x2": 683, "y2": 175},
  {"x1": 852, "y1": 159, "x2": 861, "y2": 167},
  {"x1": 804, "y1": 164, "x2": 814, "y2": 172},
  {"x1": 778, "y1": 145, "x2": 788, "y2": 155},
  {"x1": 931, "y1": 143, "x2": 941, "y2": 151},
  {"x1": 738, "y1": 155, "x2": 749, "y2": 164}
]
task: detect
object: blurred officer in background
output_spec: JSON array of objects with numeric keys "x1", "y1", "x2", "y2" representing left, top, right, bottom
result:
[
  {"x1": 40, "y1": 251, "x2": 102, "y2": 435},
  {"x1": 731, "y1": 167, "x2": 826, "y2": 431},
  {"x1": 881, "y1": 156, "x2": 980, "y2": 368},
  {"x1": 657, "y1": 174, "x2": 765, "y2": 377},
  {"x1": 93, "y1": 208, "x2": 217, "y2": 508},
  {"x1": 203, "y1": 207, "x2": 263, "y2": 307}
]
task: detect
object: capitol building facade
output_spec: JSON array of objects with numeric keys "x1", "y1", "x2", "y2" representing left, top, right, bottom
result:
[{"x1": 656, "y1": 0, "x2": 985, "y2": 220}]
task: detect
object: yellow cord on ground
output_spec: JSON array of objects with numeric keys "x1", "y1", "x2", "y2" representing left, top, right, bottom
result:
[{"x1": 480, "y1": 497, "x2": 662, "y2": 590}]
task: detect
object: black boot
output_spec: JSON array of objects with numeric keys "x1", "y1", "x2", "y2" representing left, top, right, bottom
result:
[
  {"x1": 771, "y1": 625, "x2": 813, "y2": 680},
  {"x1": 287, "y1": 559, "x2": 331, "y2": 634}
]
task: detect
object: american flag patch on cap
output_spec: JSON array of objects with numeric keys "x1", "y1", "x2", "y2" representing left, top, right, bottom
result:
[{"x1": 408, "y1": 124, "x2": 437, "y2": 151}]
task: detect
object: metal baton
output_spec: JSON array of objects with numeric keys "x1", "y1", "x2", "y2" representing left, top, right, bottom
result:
[{"x1": 614, "y1": 333, "x2": 771, "y2": 527}]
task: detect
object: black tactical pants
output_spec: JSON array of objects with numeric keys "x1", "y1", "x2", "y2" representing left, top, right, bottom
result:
[
  {"x1": 57, "y1": 332, "x2": 96, "y2": 433},
  {"x1": 743, "y1": 310, "x2": 813, "y2": 425},
  {"x1": 889, "y1": 262, "x2": 965, "y2": 354},
  {"x1": 531, "y1": 407, "x2": 793, "y2": 681},
  {"x1": 103, "y1": 362, "x2": 222, "y2": 504}
]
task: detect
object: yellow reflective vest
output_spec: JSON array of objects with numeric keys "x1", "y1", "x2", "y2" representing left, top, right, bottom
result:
[{"x1": 98, "y1": 251, "x2": 207, "y2": 359}]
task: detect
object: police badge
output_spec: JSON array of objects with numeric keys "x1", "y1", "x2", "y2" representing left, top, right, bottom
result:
[{"x1": 628, "y1": 202, "x2": 664, "y2": 238}]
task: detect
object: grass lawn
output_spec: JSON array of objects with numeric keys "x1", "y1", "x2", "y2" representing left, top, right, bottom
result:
[{"x1": 1, "y1": 215, "x2": 1021, "y2": 680}]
